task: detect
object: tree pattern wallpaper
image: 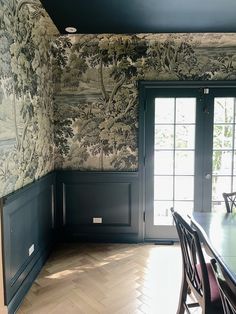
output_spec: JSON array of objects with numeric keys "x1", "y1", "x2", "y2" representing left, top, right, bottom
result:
[
  {"x1": 2, "y1": 1, "x2": 236, "y2": 198},
  {"x1": 53, "y1": 33, "x2": 236, "y2": 171},
  {"x1": 0, "y1": 0, "x2": 57, "y2": 197}
]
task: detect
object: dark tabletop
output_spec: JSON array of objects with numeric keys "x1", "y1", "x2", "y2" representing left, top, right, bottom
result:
[{"x1": 191, "y1": 212, "x2": 236, "y2": 285}]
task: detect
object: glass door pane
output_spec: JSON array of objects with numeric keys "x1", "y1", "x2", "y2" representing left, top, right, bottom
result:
[
  {"x1": 154, "y1": 97, "x2": 196, "y2": 224},
  {"x1": 212, "y1": 97, "x2": 236, "y2": 212}
]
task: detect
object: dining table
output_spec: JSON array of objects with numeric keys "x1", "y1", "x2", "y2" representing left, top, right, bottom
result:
[{"x1": 190, "y1": 212, "x2": 236, "y2": 287}]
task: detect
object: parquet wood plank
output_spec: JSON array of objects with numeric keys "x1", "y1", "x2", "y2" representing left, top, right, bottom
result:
[{"x1": 17, "y1": 243, "x2": 184, "y2": 314}]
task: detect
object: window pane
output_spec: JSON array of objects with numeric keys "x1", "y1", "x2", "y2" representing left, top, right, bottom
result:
[
  {"x1": 212, "y1": 201, "x2": 226, "y2": 213},
  {"x1": 155, "y1": 125, "x2": 174, "y2": 149},
  {"x1": 212, "y1": 176, "x2": 231, "y2": 201},
  {"x1": 212, "y1": 151, "x2": 232, "y2": 175},
  {"x1": 154, "y1": 201, "x2": 173, "y2": 225},
  {"x1": 154, "y1": 201, "x2": 173, "y2": 217},
  {"x1": 232, "y1": 176, "x2": 236, "y2": 191},
  {"x1": 155, "y1": 98, "x2": 174, "y2": 124},
  {"x1": 176, "y1": 125, "x2": 195, "y2": 149},
  {"x1": 234, "y1": 153, "x2": 236, "y2": 175},
  {"x1": 174, "y1": 201, "x2": 193, "y2": 216},
  {"x1": 154, "y1": 151, "x2": 173, "y2": 175},
  {"x1": 175, "y1": 176, "x2": 194, "y2": 200},
  {"x1": 214, "y1": 98, "x2": 234, "y2": 123},
  {"x1": 175, "y1": 151, "x2": 194, "y2": 175},
  {"x1": 213, "y1": 125, "x2": 233, "y2": 149},
  {"x1": 154, "y1": 176, "x2": 173, "y2": 200},
  {"x1": 234, "y1": 135, "x2": 236, "y2": 151},
  {"x1": 176, "y1": 98, "x2": 196, "y2": 124}
]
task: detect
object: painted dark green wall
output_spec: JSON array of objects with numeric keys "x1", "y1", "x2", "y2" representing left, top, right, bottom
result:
[{"x1": 2, "y1": 173, "x2": 56, "y2": 312}]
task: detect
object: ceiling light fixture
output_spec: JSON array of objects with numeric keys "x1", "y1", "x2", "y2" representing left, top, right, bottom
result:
[{"x1": 65, "y1": 26, "x2": 77, "y2": 33}]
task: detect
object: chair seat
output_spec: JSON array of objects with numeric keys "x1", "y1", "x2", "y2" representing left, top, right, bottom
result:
[{"x1": 196, "y1": 262, "x2": 222, "y2": 309}]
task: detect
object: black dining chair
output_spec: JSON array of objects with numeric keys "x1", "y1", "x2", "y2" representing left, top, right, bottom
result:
[
  {"x1": 222, "y1": 192, "x2": 236, "y2": 213},
  {"x1": 170, "y1": 208, "x2": 223, "y2": 314},
  {"x1": 211, "y1": 258, "x2": 236, "y2": 314}
]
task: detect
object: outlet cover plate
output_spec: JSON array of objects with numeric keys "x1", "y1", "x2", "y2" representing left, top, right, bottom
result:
[
  {"x1": 93, "y1": 217, "x2": 102, "y2": 223},
  {"x1": 29, "y1": 244, "x2": 34, "y2": 256}
]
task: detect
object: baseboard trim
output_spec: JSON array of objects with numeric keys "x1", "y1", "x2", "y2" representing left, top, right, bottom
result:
[
  {"x1": 154, "y1": 240, "x2": 175, "y2": 245},
  {"x1": 144, "y1": 238, "x2": 179, "y2": 243},
  {"x1": 63, "y1": 232, "x2": 141, "y2": 243},
  {"x1": 8, "y1": 247, "x2": 52, "y2": 314}
]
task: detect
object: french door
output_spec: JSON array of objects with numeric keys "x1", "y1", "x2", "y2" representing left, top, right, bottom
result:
[{"x1": 142, "y1": 83, "x2": 236, "y2": 240}]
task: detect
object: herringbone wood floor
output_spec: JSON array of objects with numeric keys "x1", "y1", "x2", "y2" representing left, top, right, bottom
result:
[{"x1": 17, "y1": 243, "x2": 193, "y2": 314}]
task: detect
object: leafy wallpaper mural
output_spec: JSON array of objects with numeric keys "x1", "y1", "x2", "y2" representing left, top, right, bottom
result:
[
  {"x1": 2, "y1": 0, "x2": 236, "y2": 197},
  {"x1": 0, "y1": 0, "x2": 58, "y2": 197},
  {"x1": 53, "y1": 33, "x2": 236, "y2": 171}
]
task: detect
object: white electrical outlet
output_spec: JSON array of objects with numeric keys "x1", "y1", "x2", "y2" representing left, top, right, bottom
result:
[
  {"x1": 93, "y1": 217, "x2": 102, "y2": 223},
  {"x1": 29, "y1": 244, "x2": 34, "y2": 256}
]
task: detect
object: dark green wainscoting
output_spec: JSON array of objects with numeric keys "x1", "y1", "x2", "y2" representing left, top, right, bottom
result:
[
  {"x1": 56, "y1": 171, "x2": 143, "y2": 243},
  {"x1": 1, "y1": 173, "x2": 56, "y2": 314},
  {"x1": 0, "y1": 170, "x2": 144, "y2": 313}
]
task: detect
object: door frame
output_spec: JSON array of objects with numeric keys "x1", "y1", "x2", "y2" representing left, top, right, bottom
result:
[{"x1": 139, "y1": 81, "x2": 236, "y2": 241}]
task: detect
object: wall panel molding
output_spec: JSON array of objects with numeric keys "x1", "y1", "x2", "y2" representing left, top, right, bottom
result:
[
  {"x1": 1, "y1": 172, "x2": 56, "y2": 313},
  {"x1": 57, "y1": 171, "x2": 143, "y2": 242},
  {"x1": 0, "y1": 170, "x2": 144, "y2": 312}
]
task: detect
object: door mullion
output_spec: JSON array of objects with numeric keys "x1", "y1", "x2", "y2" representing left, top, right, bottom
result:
[
  {"x1": 231, "y1": 98, "x2": 236, "y2": 192},
  {"x1": 194, "y1": 91, "x2": 206, "y2": 212},
  {"x1": 173, "y1": 98, "x2": 176, "y2": 208},
  {"x1": 201, "y1": 92, "x2": 214, "y2": 212}
]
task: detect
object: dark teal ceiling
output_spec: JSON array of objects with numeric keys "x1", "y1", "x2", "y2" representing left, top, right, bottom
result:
[{"x1": 41, "y1": 0, "x2": 236, "y2": 34}]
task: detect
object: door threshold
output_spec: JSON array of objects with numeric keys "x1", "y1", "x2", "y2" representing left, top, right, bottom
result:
[{"x1": 154, "y1": 240, "x2": 175, "y2": 245}]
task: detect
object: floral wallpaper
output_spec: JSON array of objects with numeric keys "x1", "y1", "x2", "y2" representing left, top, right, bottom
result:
[
  {"x1": 0, "y1": 0, "x2": 58, "y2": 197},
  {"x1": 53, "y1": 33, "x2": 236, "y2": 171}
]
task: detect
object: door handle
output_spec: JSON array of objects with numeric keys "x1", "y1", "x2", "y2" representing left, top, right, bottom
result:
[{"x1": 205, "y1": 173, "x2": 211, "y2": 180}]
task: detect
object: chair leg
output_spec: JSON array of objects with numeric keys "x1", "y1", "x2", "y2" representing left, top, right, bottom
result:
[{"x1": 177, "y1": 272, "x2": 188, "y2": 314}]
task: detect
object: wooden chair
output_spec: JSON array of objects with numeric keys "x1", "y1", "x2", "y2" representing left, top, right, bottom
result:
[
  {"x1": 211, "y1": 259, "x2": 236, "y2": 314},
  {"x1": 222, "y1": 192, "x2": 236, "y2": 213},
  {"x1": 170, "y1": 208, "x2": 223, "y2": 314}
]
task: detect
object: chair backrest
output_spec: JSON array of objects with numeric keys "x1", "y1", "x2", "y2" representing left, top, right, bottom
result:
[
  {"x1": 170, "y1": 208, "x2": 211, "y2": 310},
  {"x1": 211, "y1": 259, "x2": 236, "y2": 314},
  {"x1": 222, "y1": 192, "x2": 236, "y2": 213}
]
